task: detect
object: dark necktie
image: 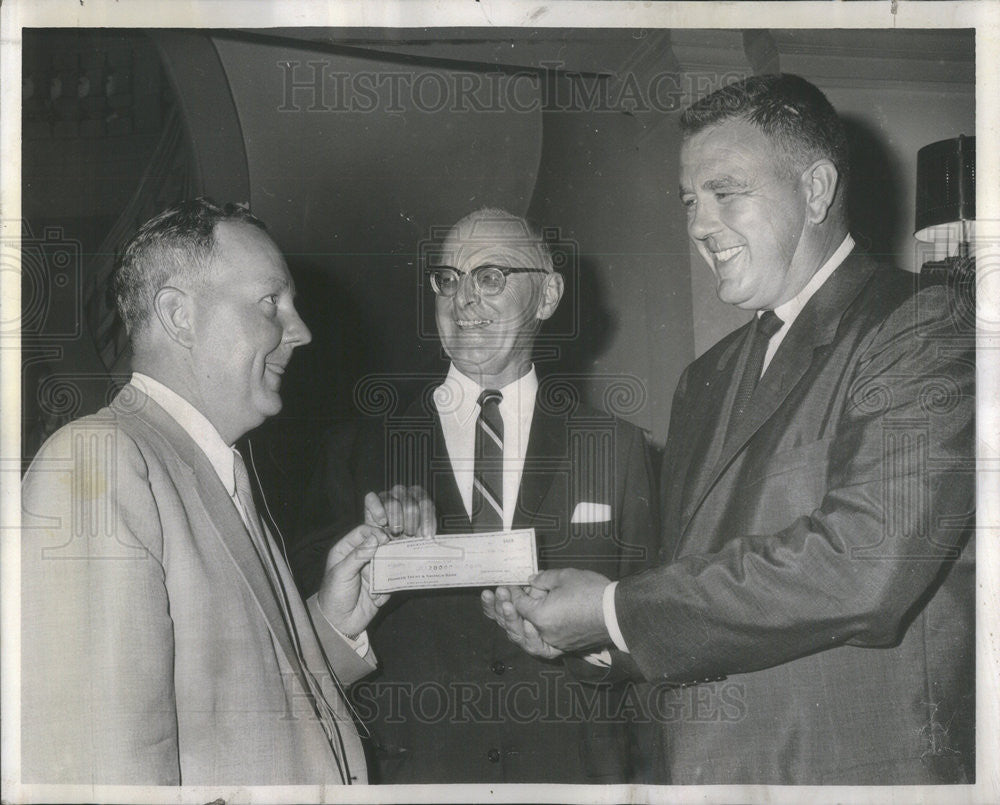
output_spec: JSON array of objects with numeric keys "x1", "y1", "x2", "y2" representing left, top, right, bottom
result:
[
  {"x1": 233, "y1": 449, "x2": 353, "y2": 783},
  {"x1": 472, "y1": 389, "x2": 504, "y2": 531},
  {"x1": 727, "y1": 309, "x2": 783, "y2": 436}
]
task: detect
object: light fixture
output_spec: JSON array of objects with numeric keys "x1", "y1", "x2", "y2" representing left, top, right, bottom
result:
[{"x1": 914, "y1": 134, "x2": 975, "y2": 265}]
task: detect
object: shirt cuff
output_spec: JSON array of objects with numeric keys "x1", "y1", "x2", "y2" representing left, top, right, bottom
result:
[
  {"x1": 340, "y1": 629, "x2": 370, "y2": 657},
  {"x1": 582, "y1": 649, "x2": 612, "y2": 667},
  {"x1": 603, "y1": 581, "x2": 630, "y2": 654},
  {"x1": 314, "y1": 602, "x2": 371, "y2": 658}
]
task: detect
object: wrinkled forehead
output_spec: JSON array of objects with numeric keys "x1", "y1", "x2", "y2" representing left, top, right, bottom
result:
[{"x1": 440, "y1": 217, "x2": 549, "y2": 273}]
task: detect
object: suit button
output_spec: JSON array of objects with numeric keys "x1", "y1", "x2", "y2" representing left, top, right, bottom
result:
[
  {"x1": 487, "y1": 748, "x2": 501, "y2": 763},
  {"x1": 491, "y1": 660, "x2": 506, "y2": 675}
]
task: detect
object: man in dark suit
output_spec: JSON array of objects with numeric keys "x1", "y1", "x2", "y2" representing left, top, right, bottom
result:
[
  {"x1": 484, "y1": 75, "x2": 975, "y2": 785},
  {"x1": 300, "y1": 209, "x2": 657, "y2": 783},
  {"x1": 20, "y1": 199, "x2": 395, "y2": 785}
]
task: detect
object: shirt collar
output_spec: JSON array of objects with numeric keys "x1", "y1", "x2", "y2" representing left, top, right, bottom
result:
[
  {"x1": 771, "y1": 234, "x2": 855, "y2": 326},
  {"x1": 130, "y1": 372, "x2": 238, "y2": 496},
  {"x1": 434, "y1": 363, "x2": 538, "y2": 424}
]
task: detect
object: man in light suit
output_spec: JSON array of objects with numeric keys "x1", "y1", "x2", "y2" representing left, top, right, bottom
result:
[
  {"x1": 484, "y1": 75, "x2": 975, "y2": 784},
  {"x1": 297, "y1": 209, "x2": 657, "y2": 783},
  {"x1": 21, "y1": 198, "x2": 396, "y2": 785}
]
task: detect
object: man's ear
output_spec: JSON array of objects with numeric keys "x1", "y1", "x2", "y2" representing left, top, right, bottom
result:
[
  {"x1": 535, "y1": 272, "x2": 564, "y2": 321},
  {"x1": 153, "y1": 286, "x2": 196, "y2": 348},
  {"x1": 802, "y1": 159, "x2": 840, "y2": 224}
]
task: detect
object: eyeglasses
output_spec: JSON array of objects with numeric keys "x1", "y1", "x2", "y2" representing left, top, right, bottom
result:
[{"x1": 425, "y1": 264, "x2": 549, "y2": 297}]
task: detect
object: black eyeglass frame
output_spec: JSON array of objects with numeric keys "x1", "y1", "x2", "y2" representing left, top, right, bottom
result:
[{"x1": 424, "y1": 264, "x2": 550, "y2": 297}]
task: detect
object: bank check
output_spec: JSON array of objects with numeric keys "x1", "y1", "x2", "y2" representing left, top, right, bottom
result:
[{"x1": 369, "y1": 529, "x2": 538, "y2": 593}]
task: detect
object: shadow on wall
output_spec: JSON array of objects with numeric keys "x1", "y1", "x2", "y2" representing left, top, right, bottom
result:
[
  {"x1": 843, "y1": 115, "x2": 905, "y2": 264},
  {"x1": 245, "y1": 254, "x2": 378, "y2": 536},
  {"x1": 538, "y1": 251, "x2": 616, "y2": 381}
]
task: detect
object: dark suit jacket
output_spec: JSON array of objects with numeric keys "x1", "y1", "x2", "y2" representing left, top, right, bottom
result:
[
  {"x1": 612, "y1": 252, "x2": 975, "y2": 784},
  {"x1": 21, "y1": 386, "x2": 374, "y2": 784},
  {"x1": 351, "y1": 385, "x2": 657, "y2": 783}
]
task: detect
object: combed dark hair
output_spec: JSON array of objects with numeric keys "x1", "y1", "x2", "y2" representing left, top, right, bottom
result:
[
  {"x1": 680, "y1": 74, "x2": 849, "y2": 186},
  {"x1": 112, "y1": 197, "x2": 266, "y2": 337}
]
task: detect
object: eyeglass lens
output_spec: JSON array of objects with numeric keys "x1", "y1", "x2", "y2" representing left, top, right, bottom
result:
[{"x1": 431, "y1": 266, "x2": 507, "y2": 297}]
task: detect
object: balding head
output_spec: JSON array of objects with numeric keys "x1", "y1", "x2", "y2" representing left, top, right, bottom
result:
[{"x1": 432, "y1": 208, "x2": 563, "y2": 388}]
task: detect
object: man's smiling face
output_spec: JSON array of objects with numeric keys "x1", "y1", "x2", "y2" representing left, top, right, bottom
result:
[
  {"x1": 434, "y1": 215, "x2": 551, "y2": 388},
  {"x1": 186, "y1": 220, "x2": 312, "y2": 444},
  {"x1": 679, "y1": 117, "x2": 810, "y2": 311}
]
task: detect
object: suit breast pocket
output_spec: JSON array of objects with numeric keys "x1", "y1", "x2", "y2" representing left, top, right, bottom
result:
[{"x1": 539, "y1": 501, "x2": 616, "y2": 570}]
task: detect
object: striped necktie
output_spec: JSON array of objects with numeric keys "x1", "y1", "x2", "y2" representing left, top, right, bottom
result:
[{"x1": 472, "y1": 389, "x2": 504, "y2": 531}]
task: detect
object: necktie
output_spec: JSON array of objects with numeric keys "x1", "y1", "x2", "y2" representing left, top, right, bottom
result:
[
  {"x1": 472, "y1": 389, "x2": 504, "y2": 531},
  {"x1": 727, "y1": 310, "x2": 783, "y2": 437},
  {"x1": 232, "y1": 449, "x2": 353, "y2": 783}
]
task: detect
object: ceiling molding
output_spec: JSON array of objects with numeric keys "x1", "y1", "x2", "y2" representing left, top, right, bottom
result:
[
  {"x1": 743, "y1": 30, "x2": 780, "y2": 75},
  {"x1": 771, "y1": 29, "x2": 974, "y2": 85}
]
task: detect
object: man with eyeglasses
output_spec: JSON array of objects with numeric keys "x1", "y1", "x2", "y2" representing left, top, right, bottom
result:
[{"x1": 347, "y1": 208, "x2": 657, "y2": 784}]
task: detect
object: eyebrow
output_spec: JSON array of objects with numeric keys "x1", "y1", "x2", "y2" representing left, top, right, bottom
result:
[
  {"x1": 255, "y1": 275, "x2": 292, "y2": 294},
  {"x1": 704, "y1": 175, "x2": 748, "y2": 191},
  {"x1": 679, "y1": 175, "x2": 749, "y2": 197}
]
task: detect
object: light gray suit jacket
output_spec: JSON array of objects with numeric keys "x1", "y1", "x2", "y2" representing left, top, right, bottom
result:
[{"x1": 21, "y1": 385, "x2": 374, "y2": 785}]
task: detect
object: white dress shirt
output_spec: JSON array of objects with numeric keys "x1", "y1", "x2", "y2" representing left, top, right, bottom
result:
[
  {"x1": 434, "y1": 363, "x2": 538, "y2": 531},
  {"x1": 602, "y1": 234, "x2": 856, "y2": 654},
  {"x1": 130, "y1": 372, "x2": 370, "y2": 654}
]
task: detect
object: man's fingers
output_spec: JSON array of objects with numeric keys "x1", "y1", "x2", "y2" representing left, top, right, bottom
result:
[
  {"x1": 511, "y1": 585, "x2": 541, "y2": 620},
  {"x1": 526, "y1": 568, "x2": 561, "y2": 592},
  {"x1": 522, "y1": 620, "x2": 544, "y2": 642},
  {"x1": 480, "y1": 589, "x2": 502, "y2": 624},
  {"x1": 379, "y1": 490, "x2": 406, "y2": 536},
  {"x1": 364, "y1": 491, "x2": 388, "y2": 528},
  {"x1": 373, "y1": 485, "x2": 435, "y2": 537},
  {"x1": 401, "y1": 494, "x2": 420, "y2": 537},
  {"x1": 417, "y1": 494, "x2": 437, "y2": 538},
  {"x1": 332, "y1": 534, "x2": 380, "y2": 579},
  {"x1": 368, "y1": 525, "x2": 391, "y2": 546}
]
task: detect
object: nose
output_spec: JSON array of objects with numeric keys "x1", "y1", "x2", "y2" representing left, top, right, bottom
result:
[
  {"x1": 283, "y1": 304, "x2": 312, "y2": 347},
  {"x1": 687, "y1": 197, "x2": 721, "y2": 242},
  {"x1": 455, "y1": 271, "x2": 480, "y2": 306}
]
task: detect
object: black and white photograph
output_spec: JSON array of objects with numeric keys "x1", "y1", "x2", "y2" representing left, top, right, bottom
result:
[{"x1": 1, "y1": 1, "x2": 996, "y2": 803}]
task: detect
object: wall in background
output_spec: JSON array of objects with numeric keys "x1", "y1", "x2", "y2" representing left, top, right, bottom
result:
[
  {"x1": 20, "y1": 30, "x2": 176, "y2": 460},
  {"x1": 21, "y1": 28, "x2": 975, "y2": 485},
  {"x1": 212, "y1": 34, "x2": 544, "y2": 421},
  {"x1": 527, "y1": 60, "x2": 693, "y2": 444}
]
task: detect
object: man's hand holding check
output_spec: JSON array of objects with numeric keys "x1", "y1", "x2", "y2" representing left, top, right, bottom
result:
[
  {"x1": 364, "y1": 484, "x2": 613, "y2": 658},
  {"x1": 482, "y1": 569, "x2": 612, "y2": 657}
]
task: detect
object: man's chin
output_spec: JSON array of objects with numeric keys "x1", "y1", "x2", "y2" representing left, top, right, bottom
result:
[
  {"x1": 716, "y1": 281, "x2": 754, "y2": 310},
  {"x1": 255, "y1": 391, "x2": 284, "y2": 420}
]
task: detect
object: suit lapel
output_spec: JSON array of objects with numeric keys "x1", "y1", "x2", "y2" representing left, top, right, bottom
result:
[
  {"x1": 115, "y1": 387, "x2": 309, "y2": 690},
  {"x1": 429, "y1": 410, "x2": 473, "y2": 533},
  {"x1": 514, "y1": 407, "x2": 561, "y2": 539},
  {"x1": 676, "y1": 330, "x2": 748, "y2": 529},
  {"x1": 682, "y1": 251, "x2": 877, "y2": 534}
]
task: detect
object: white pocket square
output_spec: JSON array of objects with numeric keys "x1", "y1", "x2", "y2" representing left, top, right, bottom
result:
[{"x1": 571, "y1": 502, "x2": 611, "y2": 524}]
